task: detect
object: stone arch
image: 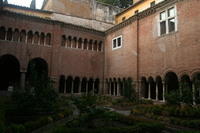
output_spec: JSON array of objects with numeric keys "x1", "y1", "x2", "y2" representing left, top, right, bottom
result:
[
  {"x1": 192, "y1": 73, "x2": 200, "y2": 104},
  {"x1": 165, "y1": 71, "x2": 179, "y2": 93},
  {"x1": 88, "y1": 78, "x2": 93, "y2": 94},
  {"x1": 33, "y1": 32, "x2": 39, "y2": 44},
  {"x1": 83, "y1": 39, "x2": 88, "y2": 50},
  {"x1": 27, "y1": 31, "x2": 33, "y2": 44},
  {"x1": 0, "y1": 54, "x2": 20, "y2": 91},
  {"x1": 72, "y1": 37, "x2": 77, "y2": 48},
  {"x1": 66, "y1": 76, "x2": 73, "y2": 93},
  {"x1": 67, "y1": 36, "x2": 72, "y2": 48},
  {"x1": 78, "y1": 38, "x2": 82, "y2": 49},
  {"x1": 20, "y1": 30, "x2": 26, "y2": 43},
  {"x1": 114, "y1": 78, "x2": 117, "y2": 96},
  {"x1": 110, "y1": 78, "x2": 114, "y2": 95},
  {"x1": 141, "y1": 77, "x2": 148, "y2": 98},
  {"x1": 93, "y1": 40, "x2": 98, "y2": 51},
  {"x1": 46, "y1": 33, "x2": 51, "y2": 45},
  {"x1": 88, "y1": 39, "x2": 93, "y2": 50},
  {"x1": 40, "y1": 32, "x2": 45, "y2": 45},
  {"x1": 61, "y1": 35, "x2": 66, "y2": 47},
  {"x1": 0, "y1": 26, "x2": 6, "y2": 40},
  {"x1": 94, "y1": 78, "x2": 100, "y2": 94},
  {"x1": 148, "y1": 77, "x2": 156, "y2": 99},
  {"x1": 13, "y1": 29, "x2": 19, "y2": 42},
  {"x1": 98, "y1": 41, "x2": 102, "y2": 51},
  {"x1": 73, "y1": 77, "x2": 80, "y2": 93},
  {"x1": 81, "y1": 77, "x2": 87, "y2": 93},
  {"x1": 59, "y1": 75, "x2": 65, "y2": 93},
  {"x1": 6, "y1": 28, "x2": 12, "y2": 41},
  {"x1": 156, "y1": 76, "x2": 163, "y2": 100},
  {"x1": 118, "y1": 78, "x2": 123, "y2": 96},
  {"x1": 26, "y1": 57, "x2": 48, "y2": 86},
  {"x1": 180, "y1": 74, "x2": 192, "y2": 103}
]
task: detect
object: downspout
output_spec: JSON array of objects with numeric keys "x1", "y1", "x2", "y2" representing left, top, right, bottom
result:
[{"x1": 136, "y1": 15, "x2": 140, "y2": 98}]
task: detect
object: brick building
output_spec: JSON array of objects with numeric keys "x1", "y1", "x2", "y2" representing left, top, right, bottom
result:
[{"x1": 0, "y1": 0, "x2": 200, "y2": 104}]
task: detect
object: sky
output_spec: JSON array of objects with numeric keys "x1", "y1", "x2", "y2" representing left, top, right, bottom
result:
[{"x1": 7, "y1": 0, "x2": 44, "y2": 9}]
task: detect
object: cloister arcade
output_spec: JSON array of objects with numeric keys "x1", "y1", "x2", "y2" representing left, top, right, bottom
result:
[
  {"x1": 0, "y1": 54, "x2": 49, "y2": 91},
  {"x1": 140, "y1": 71, "x2": 200, "y2": 104},
  {"x1": 61, "y1": 35, "x2": 103, "y2": 52},
  {"x1": 58, "y1": 75, "x2": 100, "y2": 95},
  {"x1": 0, "y1": 26, "x2": 51, "y2": 45}
]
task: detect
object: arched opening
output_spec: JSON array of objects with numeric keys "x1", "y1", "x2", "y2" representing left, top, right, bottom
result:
[
  {"x1": 0, "y1": 55, "x2": 20, "y2": 90},
  {"x1": 26, "y1": 58, "x2": 48, "y2": 86},
  {"x1": 6, "y1": 28, "x2": 13, "y2": 41},
  {"x1": 110, "y1": 79, "x2": 114, "y2": 96},
  {"x1": 13, "y1": 29, "x2": 19, "y2": 42},
  {"x1": 73, "y1": 77, "x2": 80, "y2": 93},
  {"x1": 149, "y1": 77, "x2": 156, "y2": 99},
  {"x1": 93, "y1": 40, "x2": 98, "y2": 51},
  {"x1": 40, "y1": 33, "x2": 45, "y2": 45},
  {"x1": 61, "y1": 35, "x2": 66, "y2": 47},
  {"x1": 78, "y1": 38, "x2": 82, "y2": 49},
  {"x1": 81, "y1": 77, "x2": 87, "y2": 93},
  {"x1": 106, "y1": 79, "x2": 109, "y2": 95},
  {"x1": 165, "y1": 72, "x2": 179, "y2": 93},
  {"x1": 94, "y1": 78, "x2": 100, "y2": 94},
  {"x1": 141, "y1": 77, "x2": 148, "y2": 98},
  {"x1": 83, "y1": 39, "x2": 88, "y2": 50},
  {"x1": 180, "y1": 75, "x2": 192, "y2": 103},
  {"x1": 156, "y1": 76, "x2": 163, "y2": 100},
  {"x1": 88, "y1": 40, "x2": 93, "y2": 50},
  {"x1": 192, "y1": 73, "x2": 200, "y2": 104},
  {"x1": 88, "y1": 78, "x2": 93, "y2": 94},
  {"x1": 72, "y1": 37, "x2": 77, "y2": 48},
  {"x1": 27, "y1": 31, "x2": 33, "y2": 44},
  {"x1": 114, "y1": 78, "x2": 117, "y2": 96},
  {"x1": 46, "y1": 33, "x2": 51, "y2": 45},
  {"x1": 98, "y1": 41, "x2": 102, "y2": 51},
  {"x1": 118, "y1": 78, "x2": 123, "y2": 96},
  {"x1": 20, "y1": 30, "x2": 26, "y2": 43},
  {"x1": 0, "y1": 26, "x2": 6, "y2": 40},
  {"x1": 34, "y1": 32, "x2": 39, "y2": 44},
  {"x1": 67, "y1": 36, "x2": 72, "y2": 48},
  {"x1": 59, "y1": 75, "x2": 65, "y2": 93},
  {"x1": 66, "y1": 76, "x2": 73, "y2": 93}
]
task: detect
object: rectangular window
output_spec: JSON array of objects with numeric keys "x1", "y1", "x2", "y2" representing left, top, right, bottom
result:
[
  {"x1": 112, "y1": 35, "x2": 122, "y2": 50},
  {"x1": 159, "y1": 6, "x2": 177, "y2": 36}
]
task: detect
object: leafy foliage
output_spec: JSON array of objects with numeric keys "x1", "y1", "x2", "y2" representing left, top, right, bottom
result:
[{"x1": 97, "y1": 0, "x2": 133, "y2": 8}]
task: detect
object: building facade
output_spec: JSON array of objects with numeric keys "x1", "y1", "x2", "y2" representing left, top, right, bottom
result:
[{"x1": 0, "y1": 0, "x2": 200, "y2": 104}]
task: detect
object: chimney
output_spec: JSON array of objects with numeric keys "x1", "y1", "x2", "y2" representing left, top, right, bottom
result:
[{"x1": 30, "y1": 0, "x2": 36, "y2": 9}]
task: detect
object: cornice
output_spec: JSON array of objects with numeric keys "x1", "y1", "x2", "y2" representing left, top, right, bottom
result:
[
  {"x1": 106, "y1": 0, "x2": 179, "y2": 34},
  {"x1": 0, "y1": 10, "x2": 105, "y2": 36}
]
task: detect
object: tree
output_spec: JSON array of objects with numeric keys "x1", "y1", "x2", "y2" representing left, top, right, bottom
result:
[{"x1": 97, "y1": 0, "x2": 133, "y2": 8}]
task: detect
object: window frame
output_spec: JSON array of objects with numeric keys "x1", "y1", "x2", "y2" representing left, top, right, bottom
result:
[
  {"x1": 158, "y1": 5, "x2": 177, "y2": 36},
  {"x1": 112, "y1": 35, "x2": 122, "y2": 50}
]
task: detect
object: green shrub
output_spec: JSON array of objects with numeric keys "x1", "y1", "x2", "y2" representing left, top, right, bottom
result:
[
  {"x1": 165, "y1": 91, "x2": 181, "y2": 105},
  {"x1": 7, "y1": 124, "x2": 25, "y2": 133},
  {"x1": 0, "y1": 121, "x2": 5, "y2": 133}
]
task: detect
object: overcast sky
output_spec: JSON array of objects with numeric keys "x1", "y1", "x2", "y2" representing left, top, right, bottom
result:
[{"x1": 7, "y1": 0, "x2": 44, "y2": 9}]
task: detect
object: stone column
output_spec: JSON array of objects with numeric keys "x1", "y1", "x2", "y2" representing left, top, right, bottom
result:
[
  {"x1": 148, "y1": 84, "x2": 151, "y2": 100},
  {"x1": 92, "y1": 81, "x2": 95, "y2": 96},
  {"x1": 71, "y1": 81, "x2": 74, "y2": 95},
  {"x1": 20, "y1": 71, "x2": 26, "y2": 90},
  {"x1": 82, "y1": 42, "x2": 84, "y2": 50},
  {"x1": 162, "y1": 81, "x2": 165, "y2": 102},
  {"x1": 113, "y1": 82, "x2": 116, "y2": 96},
  {"x1": 117, "y1": 82, "x2": 119, "y2": 96},
  {"x1": 109, "y1": 82, "x2": 111, "y2": 96},
  {"x1": 156, "y1": 83, "x2": 158, "y2": 101},
  {"x1": 192, "y1": 83, "x2": 196, "y2": 105},
  {"x1": 86, "y1": 82, "x2": 88, "y2": 96}
]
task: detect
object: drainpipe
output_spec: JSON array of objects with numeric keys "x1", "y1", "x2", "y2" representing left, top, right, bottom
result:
[{"x1": 136, "y1": 15, "x2": 140, "y2": 99}]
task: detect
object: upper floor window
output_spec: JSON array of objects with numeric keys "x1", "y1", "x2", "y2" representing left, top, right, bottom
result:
[
  {"x1": 159, "y1": 6, "x2": 177, "y2": 36},
  {"x1": 150, "y1": 1, "x2": 155, "y2": 7},
  {"x1": 112, "y1": 35, "x2": 122, "y2": 50},
  {"x1": 135, "y1": 10, "x2": 139, "y2": 14}
]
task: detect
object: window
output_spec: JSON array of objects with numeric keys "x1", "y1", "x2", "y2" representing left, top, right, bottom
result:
[
  {"x1": 122, "y1": 17, "x2": 126, "y2": 21},
  {"x1": 112, "y1": 35, "x2": 122, "y2": 50},
  {"x1": 159, "y1": 6, "x2": 177, "y2": 36},
  {"x1": 135, "y1": 10, "x2": 139, "y2": 14},
  {"x1": 150, "y1": 1, "x2": 155, "y2": 7}
]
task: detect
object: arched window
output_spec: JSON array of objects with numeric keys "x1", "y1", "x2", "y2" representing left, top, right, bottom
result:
[
  {"x1": 40, "y1": 32, "x2": 45, "y2": 45},
  {"x1": 27, "y1": 31, "x2": 33, "y2": 44},
  {"x1": 61, "y1": 35, "x2": 66, "y2": 47},
  {"x1": 0, "y1": 27, "x2": 6, "y2": 40},
  {"x1": 93, "y1": 40, "x2": 98, "y2": 51},
  {"x1": 88, "y1": 40, "x2": 93, "y2": 50},
  {"x1": 72, "y1": 37, "x2": 77, "y2": 48},
  {"x1": 67, "y1": 36, "x2": 72, "y2": 48},
  {"x1": 46, "y1": 33, "x2": 51, "y2": 45},
  {"x1": 83, "y1": 39, "x2": 88, "y2": 50},
  {"x1": 78, "y1": 38, "x2": 82, "y2": 49},
  {"x1": 98, "y1": 41, "x2": 102, "y2": 51},
  {"x1": 13, "y1": 29, "x2": 19, "y2": 42},
  {"x1": 34, "y1": 32, "x2": 39, "y2": 44},
  {"x1": 20, "y1": 30, "x2": 26, "y2": 43},
  {"x1": 6, "y1": 28, "x2": 13, "y2": 41}
]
